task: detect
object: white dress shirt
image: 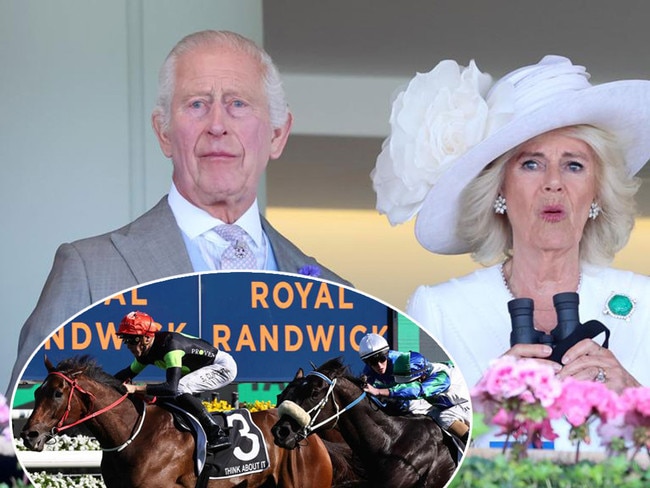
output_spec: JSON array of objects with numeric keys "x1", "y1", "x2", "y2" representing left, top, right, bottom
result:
[{"x1": 167, "y1": 184, "x2": 275, "y2": 270}]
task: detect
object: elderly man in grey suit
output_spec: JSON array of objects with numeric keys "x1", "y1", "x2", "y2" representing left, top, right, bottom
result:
[{"x1": 9, "y1": 30, "x2": 351, "y2": 395}]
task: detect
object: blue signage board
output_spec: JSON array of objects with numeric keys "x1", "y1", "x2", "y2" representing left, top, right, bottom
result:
[{"x1": 21, "y1": 272, "x2": 394, "y2": 383}]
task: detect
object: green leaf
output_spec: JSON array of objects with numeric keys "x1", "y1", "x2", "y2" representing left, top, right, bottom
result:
[{"x1": 450, "y1": 455, "x2": 648, "y2": 487}]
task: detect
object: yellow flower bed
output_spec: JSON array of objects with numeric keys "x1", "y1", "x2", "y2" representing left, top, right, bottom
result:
[
  {"x1": 203, "y1": 398, "x2": 274, "y2": 413},
  {"x1": 247, "y1": 400, "x2": 274, "y2": 412},
  {"x1": 203, "y1": 399, "x2": 232, "y2": 412}
]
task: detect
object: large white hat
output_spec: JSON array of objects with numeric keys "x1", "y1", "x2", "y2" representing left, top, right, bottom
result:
[{"x1": 371, "y1": 55, "x2": 650, "y2": 254}]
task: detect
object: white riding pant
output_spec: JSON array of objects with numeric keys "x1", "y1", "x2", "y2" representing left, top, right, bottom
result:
[
  {"x1": 408, "y1": 363, "x2": 472, "y2": 429},
  {"x1": 177, "y1": 350, "x2": 237, "y2": 395},
  {"x1": 422, "y1": 401, "x2": 471, "y2": 429}
]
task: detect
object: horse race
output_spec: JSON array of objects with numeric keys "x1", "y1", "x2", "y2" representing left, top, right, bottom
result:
[
  {"x1": 11, "y1": 273, "x2": 470, "y2": 488},
  {"x1": 20, "y1": 355, "x2": 335, "y2": 488},
  {"x1": 272, "y1": 359, "x2": 462, "y2": 488}
]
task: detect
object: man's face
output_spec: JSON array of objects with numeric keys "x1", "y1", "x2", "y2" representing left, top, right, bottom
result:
[
  {"x1": 367, "y1": 353, "x2": 388, "y2": 375},
  {"x1": 122, "y1": 335, "x2": 153, "y2": 359},
  {"x1": 153, "y1": 43, "x2": 292, "y2": 220}
]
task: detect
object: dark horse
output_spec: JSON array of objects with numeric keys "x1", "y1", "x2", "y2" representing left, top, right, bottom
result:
[
  {"x1": 20, "y1": 356, "x2": 332, "y2": 488},
  {"x1": 271, "y1": 358, "x2": 458, "y2": 488}
]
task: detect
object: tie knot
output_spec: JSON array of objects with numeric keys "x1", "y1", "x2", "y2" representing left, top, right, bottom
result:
[
  {"x1": 214, "y1": 224, "x2": 247, "y2": 244},
  {"x1": 210, "y1": 224, "x2": 257, "y2": 270}
]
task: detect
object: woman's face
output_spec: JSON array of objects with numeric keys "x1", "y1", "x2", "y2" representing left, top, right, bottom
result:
[{"x1": 501, "y1": 130, "x2": 598, "y2": 256}]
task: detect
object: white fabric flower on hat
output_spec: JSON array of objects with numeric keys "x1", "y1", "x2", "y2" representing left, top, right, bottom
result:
[{"x1": 371, "y1": 59, "x2": 514, "y2": 225}]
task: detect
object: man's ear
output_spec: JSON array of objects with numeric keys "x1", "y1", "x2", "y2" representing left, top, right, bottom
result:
[
  {"x1": 152, "y1": 112, "x2": 173, "y2": 158},
  {"x1": 269, "y1": 112, "x2": 293, "y2": 160}
]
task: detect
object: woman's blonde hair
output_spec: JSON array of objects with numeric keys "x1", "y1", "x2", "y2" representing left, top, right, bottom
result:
[{"x1": 458, "y1": 125, "x2": 641, "y2": 265}]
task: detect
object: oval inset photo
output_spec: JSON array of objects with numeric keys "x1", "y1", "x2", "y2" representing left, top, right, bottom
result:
[{"x1": 11, "y1": 271, "x2": 472, "y2": 488}]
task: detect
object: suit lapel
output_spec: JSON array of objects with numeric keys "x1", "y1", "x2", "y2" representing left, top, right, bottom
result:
[
  {"x1": 111, "y1": 197, "x2": 194, "y2": 284},
  {"x1": 109, "y1": 204, "x2": 350, "y2": 287},
  {"x1": 261, "y1": 215, "x2": 306, "y2": 274},
  {"x1": 261, "y1": 215, "x2": 352, "y2": 286}
]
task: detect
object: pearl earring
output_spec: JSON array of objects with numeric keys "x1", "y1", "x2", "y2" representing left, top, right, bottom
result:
[{"x1": 494, "y1": 194, "x2": 507, "y2": 215}]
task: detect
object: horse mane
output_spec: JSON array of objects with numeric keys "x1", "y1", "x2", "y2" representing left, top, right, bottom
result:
[
  {"x1": 315, "y1": 357, "x2": 365, "y2": 389},
  {"x1": 55, "y1": 355, "x2": 126, "y2": 393}
]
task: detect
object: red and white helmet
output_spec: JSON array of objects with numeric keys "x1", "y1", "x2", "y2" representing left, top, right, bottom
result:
[
  {"x1": 358, "y1": 333, "x2": 389, "y2": 361},
  {"x1": 117, "y1": 311, "x2": 161, "y2": 337}
]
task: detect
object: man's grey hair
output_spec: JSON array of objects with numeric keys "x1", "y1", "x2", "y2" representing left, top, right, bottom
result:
[{"x1": 153, "y1": 30, "x2": 289, "y2": 130}]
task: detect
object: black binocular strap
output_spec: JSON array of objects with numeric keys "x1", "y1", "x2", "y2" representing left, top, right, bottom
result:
[{"x1": 549, "y1": 320, "x2": 611, "y2": 364}]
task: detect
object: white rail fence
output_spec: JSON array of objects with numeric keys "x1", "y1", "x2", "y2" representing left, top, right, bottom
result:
[
  {"x1": 18, "y1": 451, "x2": 102, "y2": 469},
  {"x1": 13, "y1": 409, "x2": 102, "y2": 470}
]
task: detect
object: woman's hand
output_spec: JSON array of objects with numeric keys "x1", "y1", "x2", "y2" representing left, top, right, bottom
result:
[
  {"x1": 557, "y1": 338, "x2": 640, "y2": 393},
  {"x1": 501, "y1": 343, "x2": 562, "y2": 372}
]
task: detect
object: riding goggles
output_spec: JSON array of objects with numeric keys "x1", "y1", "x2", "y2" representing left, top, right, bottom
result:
[
  {"x1": 364, "y1": 353, "x2": 388, "y2": 366},
  {"x1": 120, "y1": 335, "x2": 144, "y2": 345}
]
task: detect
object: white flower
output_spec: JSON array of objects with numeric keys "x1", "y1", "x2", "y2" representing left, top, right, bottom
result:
[{"x1": 371, "y1": 59, "x2": 514, "y2": 225}]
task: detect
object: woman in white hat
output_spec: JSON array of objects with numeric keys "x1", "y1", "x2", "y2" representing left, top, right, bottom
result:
[{"x1": 371, "y1": 55, "x2": 650, "y2": 396}]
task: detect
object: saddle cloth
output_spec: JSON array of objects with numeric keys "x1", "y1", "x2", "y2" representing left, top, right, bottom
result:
[{"x1": 163, "y1": 403, "x2": 270, "y2": 480}]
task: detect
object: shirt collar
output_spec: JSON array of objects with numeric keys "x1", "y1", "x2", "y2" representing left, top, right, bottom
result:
[{"x1": 167, "y1": 184, "x2": 264, "y2": 248}]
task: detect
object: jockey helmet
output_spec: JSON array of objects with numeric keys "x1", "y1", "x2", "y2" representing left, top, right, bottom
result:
[
  {"x1": 358, "y1": 333, "x2": 389, "y2": 361},
  {"x1": 118, "y1": 311, "x2": 161, "y2": 337}
]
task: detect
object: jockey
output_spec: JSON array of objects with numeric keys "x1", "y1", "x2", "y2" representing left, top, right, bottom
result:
[
  {"x1": 358, "y1": 333, "x2": 471, "y2": 444},
  {"x1": 114, "y1": 310, "x2": 236, "y2": 450}
]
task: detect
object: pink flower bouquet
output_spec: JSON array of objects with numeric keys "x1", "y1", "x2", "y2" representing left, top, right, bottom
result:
[{"x1": 472, "y1": 355, "x2": 650, "y2": 462}]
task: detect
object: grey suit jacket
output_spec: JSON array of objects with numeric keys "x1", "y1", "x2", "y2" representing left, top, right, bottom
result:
[{"x1": 10, "y1": 197, "x2": 351, "y2": 394}]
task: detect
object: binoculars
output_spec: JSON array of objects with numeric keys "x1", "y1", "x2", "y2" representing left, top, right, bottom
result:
[
  {"x1": 508, "y1": 292, "x2": 580, "y2": 347},
  {"x1": 508, "y1": 291, "x2": 609, "y2": 363}
]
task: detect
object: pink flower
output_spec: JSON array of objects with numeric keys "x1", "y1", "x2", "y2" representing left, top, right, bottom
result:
[
  {"x1": 598, "y1": 415, "x2": 631, "y2": 451},
  {"x1": 524, "y1": 417, "x2": 559, "y2": 448},
  {"x1": 491, "y1": 407, "x2": 516, "y2": 434},
  {"x1": 474, "y1": 355, "x2": 650, "y2": 460},
  {"x1": 0, "y1": 394, "x2": 10, "y2": 443},
  {"x1": 549, "y1": 378, "x2": 621, "y2": 426},
  {"x1": 620, "y1": 387, "x2": 650, "y2": 420},
  {"x1": 472, "y1": 355, "x2": 562, "y2": 408},
  {"x1": 0, "y1": 394, "x2": 8, "y2": 425},
  {"x1": 472, "y1": 356, "x2": 564, "y2": 449}
]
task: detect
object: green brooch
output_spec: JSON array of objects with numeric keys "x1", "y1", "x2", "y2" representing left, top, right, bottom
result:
[{"x1": 603, "y1": 293, "x2": 636, "y2": 321}]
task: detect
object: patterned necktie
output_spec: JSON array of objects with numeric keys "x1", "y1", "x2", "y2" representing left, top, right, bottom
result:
[{"x1": 213, "y1": 224, "x2": 257, "y2": 270}]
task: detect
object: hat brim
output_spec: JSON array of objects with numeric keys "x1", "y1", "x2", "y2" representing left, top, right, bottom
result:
[{"x1": 414, "y1": 80, "x2": 650, "y2": 254}]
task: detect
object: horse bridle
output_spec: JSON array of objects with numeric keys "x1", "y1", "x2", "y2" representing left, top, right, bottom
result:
[
  {"x1": 46, "y1": 371, "x2": 146, "y2": 452},
  {"x1": 286, "y1": 371, "x2": 366, "y2": 439}
]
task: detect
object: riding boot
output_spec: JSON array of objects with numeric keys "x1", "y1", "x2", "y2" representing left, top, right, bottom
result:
[
  {"x1": 176, "y1": 393, "x2": 231, "y2": 450},
  {"x1": 448, "y1": 420, "x2": 470, "y2": 446}
]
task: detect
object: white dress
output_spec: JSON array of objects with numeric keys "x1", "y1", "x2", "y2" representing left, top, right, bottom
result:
[{"x1": 406, "y1": 263, "x2": 650, "y2": 450}]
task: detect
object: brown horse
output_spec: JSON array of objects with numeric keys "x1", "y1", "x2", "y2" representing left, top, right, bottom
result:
[
  {"x1": 20, "y1": 356, "x2": 332, "y2": 488},
  {"x1": 271, "y1": 358, "x2": 458, "y2": 488}
]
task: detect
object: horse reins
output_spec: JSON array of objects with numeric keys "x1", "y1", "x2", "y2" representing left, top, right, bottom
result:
[
  {"x1": 47, "y1": 371, "x2": 146, "y2": 452},
  {"x1": 298, "y1": 371, "x2": 366, "y2": 436}
]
